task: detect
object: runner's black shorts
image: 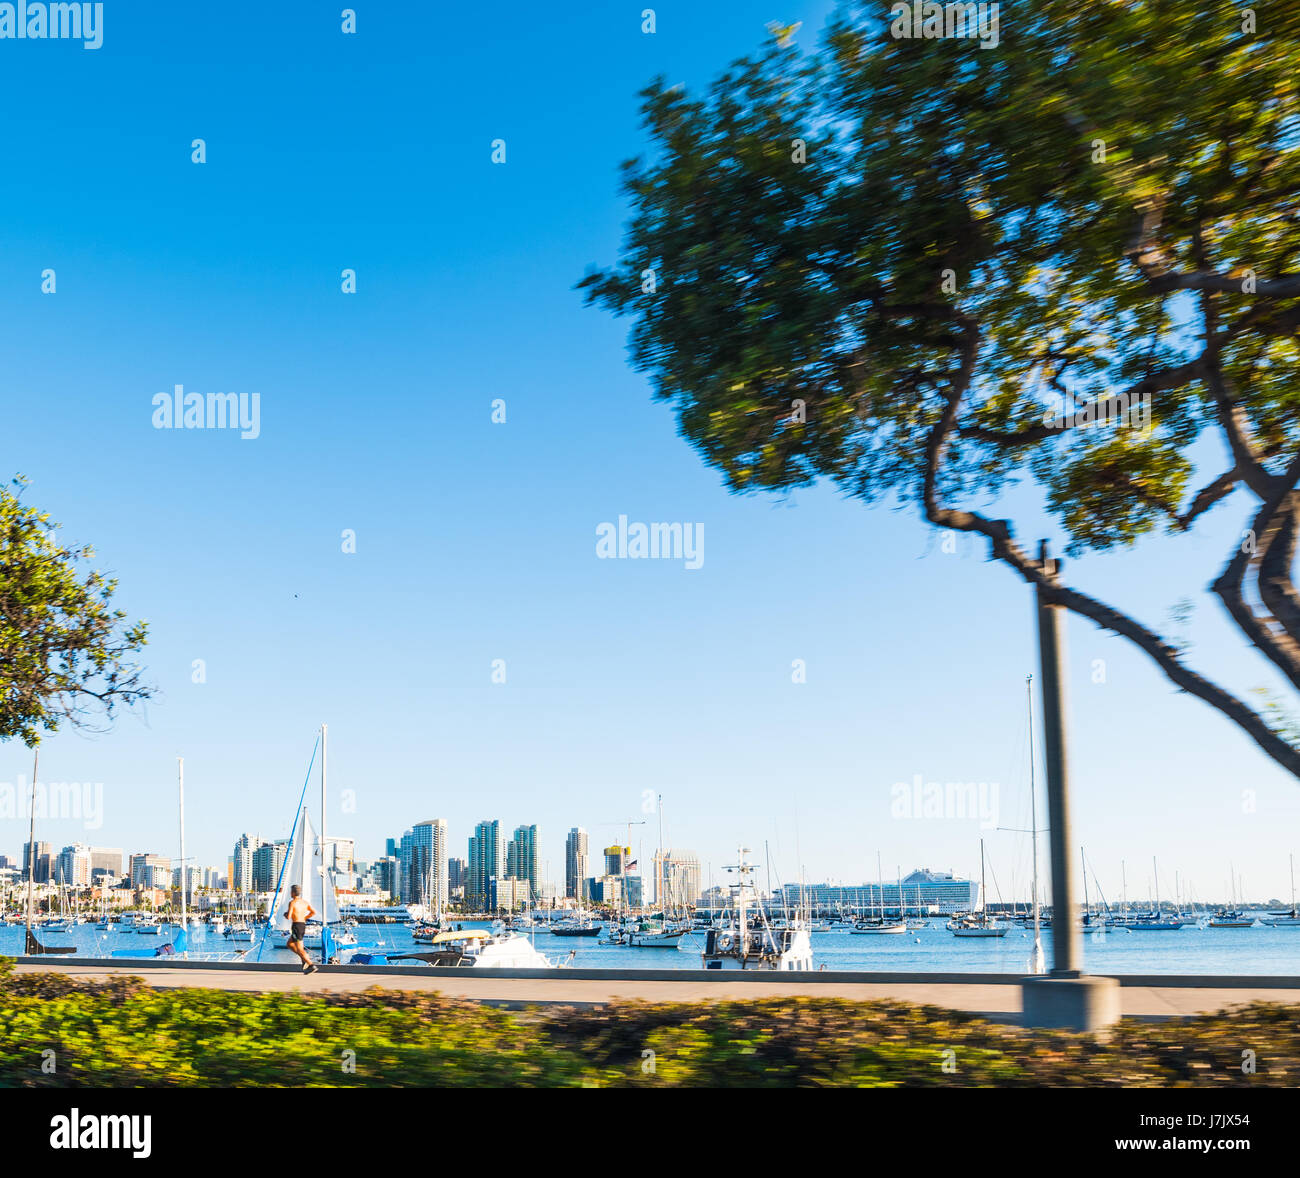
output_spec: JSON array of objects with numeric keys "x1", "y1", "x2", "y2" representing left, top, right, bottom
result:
[{"x1": 290, "y1": 922, "x2": 307, "y2": 943}]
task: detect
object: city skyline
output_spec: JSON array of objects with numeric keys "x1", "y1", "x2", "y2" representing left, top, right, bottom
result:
[{"x1": 6, "y1": 810, "x2": 1296, "y2": 907}]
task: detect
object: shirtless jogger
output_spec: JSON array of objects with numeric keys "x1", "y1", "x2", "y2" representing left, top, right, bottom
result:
[{"x1": 285, "y1": 884, "x2": 319, "y2": 974}]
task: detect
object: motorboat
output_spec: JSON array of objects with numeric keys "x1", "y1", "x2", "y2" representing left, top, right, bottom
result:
[{"x1": 349, "y1": 926, "x2": 558, "y2": 968}]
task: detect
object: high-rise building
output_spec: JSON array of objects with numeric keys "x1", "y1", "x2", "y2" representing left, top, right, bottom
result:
[
  {"x1": 402, "y1": 820, "x2": 448, "y2": 911},
  {"x1": 21, "y1": 841, "x2": 52, "y2": 883},
  {"x1": 448, "y1": 857, "x2": 466, "y2": 895},
  {"x1": 492, "y1": 876, "x2": 530, "y2": 911},
  {"x1": 468, "y1": 820, "x2": 503, "y2": 910},
  {"x1": 604, "y1": 845, "x2": 629, "y2": 876},
  {"x1": 89, "y1": 847, "x2": 123, "y2": 878},
  {"x1": 55, "y1": 844, "x2": 92, "y2": 887},
  {"x1": 565, "y1": 827, "x2": 588, "y2": 900},
  {"x1": 506, "y1": 824, "x2": 539, "y2": 902},
  {"x1": 252, "y1": 841, "x2": 287, "y2": 892},
  {"x1": 231, "y1": 834, "x2": 262, "y2": 893},
  {"x1": 129, "y1": 853, "x2": 171, "y2": 889},
  {"x1": 659, "y1": 849, "x2": 702, "y2": 909},
  {"x1": 373, "y1": 855, "x2": 399, "y2": 897},
  {"x1": 174, "y1": 864, "x2": 203, "y2": 901},
  {"x1": 323, "y1": 836, "x2": 355, "y2": 874}
]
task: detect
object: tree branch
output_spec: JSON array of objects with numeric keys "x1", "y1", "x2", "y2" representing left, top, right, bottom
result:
[
  {"x1": 1211, "y1": 481, "x2": 1300, "y2": 694},
  {"x1": 924, "y1": 362, "x2": 1300, "y2": 779},
  {"x1": 958, "y1": 361, "x2": 1202, "y2": 447}
]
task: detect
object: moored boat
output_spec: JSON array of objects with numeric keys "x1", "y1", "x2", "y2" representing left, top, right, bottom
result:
[{"x1": 700, "y1": 848, "x2": 813, "y2": 971}]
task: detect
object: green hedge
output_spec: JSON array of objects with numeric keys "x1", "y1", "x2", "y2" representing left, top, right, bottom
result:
[{"x1": 1, "y1": 960, "x2": 1295, "y2": 1087}]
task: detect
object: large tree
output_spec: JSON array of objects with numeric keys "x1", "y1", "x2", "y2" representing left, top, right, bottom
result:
[
  {"x1": 0, "y1": 476, "x2": 151, "y2": 746},
  {"x1": 581, "y1": 0, "x2": 1300, "y2": 775}
]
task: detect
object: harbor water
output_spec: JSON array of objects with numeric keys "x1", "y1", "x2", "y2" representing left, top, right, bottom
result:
[{"x1": 5, "y1": 920, "x2": 1300, "y2": 975}]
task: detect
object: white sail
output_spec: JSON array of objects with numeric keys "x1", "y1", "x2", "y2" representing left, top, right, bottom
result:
[{"x1": 269, "y1": 806, "x2": 339, "y2": 930}]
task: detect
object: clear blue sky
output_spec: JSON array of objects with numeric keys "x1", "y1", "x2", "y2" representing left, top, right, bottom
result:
[{"x1": 1, "y1": 1, "x2": 1297, "y2": 904}]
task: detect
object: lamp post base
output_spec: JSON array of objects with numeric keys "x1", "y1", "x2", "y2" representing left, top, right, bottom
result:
[{"x1": 1021, "y1": 974, "x2": 1121, "y2": 1032}]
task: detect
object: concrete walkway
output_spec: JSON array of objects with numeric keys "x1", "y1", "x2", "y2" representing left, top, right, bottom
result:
[{"x1": 12, "y1": 960, "x2": 1300, "y2": 1020}]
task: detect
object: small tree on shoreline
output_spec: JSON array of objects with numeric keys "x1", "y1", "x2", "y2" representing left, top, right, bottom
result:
[{"x1": 1, "y1": 475, "x2": 152, "y2": 748}]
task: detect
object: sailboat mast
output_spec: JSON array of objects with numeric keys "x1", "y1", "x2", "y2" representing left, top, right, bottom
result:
[
  {"x1": 658, "y1": 793, "x2": 664, "y2": 913},
  {"x1": 1080, "y1": 846, "x2": 1089, "y2": 917},
  {"x1": 1027, "y1": 674, "x2": 1041, "y2": 940},
  {"x1": 980, "y1": 839, "x2": 987, "y2": 915},
  {"x1": 759, "y1": 837, "x2": 769, "y2": 920},
  {"x1": 24, "y1": 745, "x2": 39, "y2": 950},
  {"x1": 320, "y1": 723, "x2": 328, "y2": 896},
  {"x1": 178, "y1": 757, "x2": 186, "y2": 934}
]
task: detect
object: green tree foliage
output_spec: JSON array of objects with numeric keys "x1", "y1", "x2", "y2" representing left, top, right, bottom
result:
[
  {"x1": 581, "y1": 1, "x2": 1300, "y2": 776},
  {"x1": 1, "y1": 964, "x2": 1296, "y2": 1087},
  {"x1": 0, "y1": 477, "x2": 151, "y2": 746}
]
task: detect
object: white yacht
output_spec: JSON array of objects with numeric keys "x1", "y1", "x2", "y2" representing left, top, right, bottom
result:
[{"x1": 345, "y1": 924, "x2": 558, "y2": 969}]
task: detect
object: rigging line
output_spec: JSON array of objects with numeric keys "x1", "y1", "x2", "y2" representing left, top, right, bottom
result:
[
  {"x1": 254, "y1": 731, "x2": 322, "y2": 963},
  {"x1": 985, "y1": 853, "x2": 1007, "y2": 909}
]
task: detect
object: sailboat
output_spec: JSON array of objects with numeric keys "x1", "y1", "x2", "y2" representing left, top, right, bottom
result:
[
  {"x1": 626, "y1": 798, "x2": 689, "y2": 947},
  {"x1": 111, "y1": 759, "x2": 192, "y2": 960},
  {"x1": 852, "y1": 852, "x2": 907, "y2": 933},
  {"x1": 1207, "y1": 866, "x2": 1255, "y2": 928},
  {"x1": 1263, "y1": 855, "x2": 1300, "y2": 928},
  {"x1": 261, "y1": 801, "x2": 341, "y2": 955},
  {"x1": 256, "y1": 724, "x2": 346, "y2": 963},
  {"x1": 550, "y1": 909, "x2": 603, "y2": 936},
  {"x1": 21, "y1": 747, "x2": 75, "y2": 956},
  {"x1": 948, "y1": 840, "x2": 1007, "y2": 937},
  {"x1": 1117, "y1": 858, "x2": 1185, "y2": 930}
]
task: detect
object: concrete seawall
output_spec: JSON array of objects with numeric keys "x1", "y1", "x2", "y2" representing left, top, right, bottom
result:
[{"x1": 11, "y1": 956, "x2": 1300, "y2": 1020}]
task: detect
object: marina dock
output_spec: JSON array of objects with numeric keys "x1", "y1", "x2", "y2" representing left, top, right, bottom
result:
[{"x1": 12, "y1": 957, "x2": 1300, "y2": 1022}]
